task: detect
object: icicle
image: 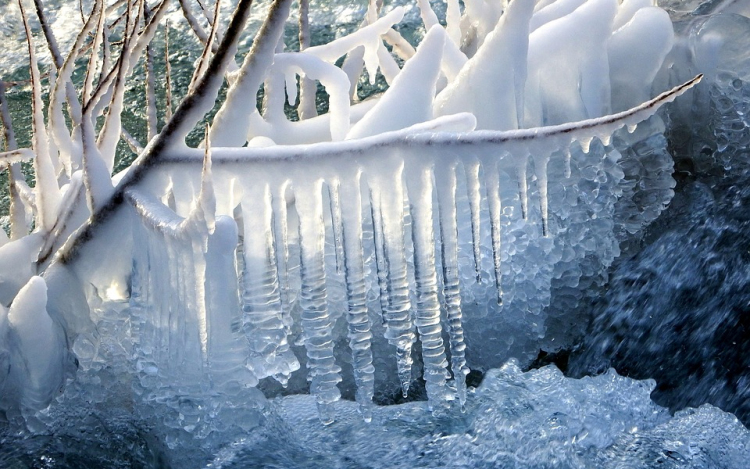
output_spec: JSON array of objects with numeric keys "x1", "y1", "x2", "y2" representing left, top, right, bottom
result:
[
  {"x1": 239, "y1": 185, "x2": 298, "y2": 386},
  {"x1": 405, "y1": 162, "x2": 450, "y2": 409},
  {"x1": 271, "y1": 182, "x2": 291, "y2": 311},
  {"x1": 370, "y1": 165, "x2": 415, "y2": 398},
  {"x1": 564, "y1": 146, "x2": 572, "y2": 179},
  {"x1": 285, "y1": 72, "x2": 298, "y2": 106},
  {"x1": 466, "y1": 160, "x2": 483, "y2": 282},
  {"x1": 339, "y1": 171, "x2": 375, "y2": 421},
  {"x1": 190, "y1": 232, "x2": 210, "y2": 372},
  {"x1": 627, "y1": 123, "x2": 638, "y2": 133},
  {"x1": 517, "y1": 155, "x2": 529, "y2": 220},
  {"x1": 532, "y1": 152, "x2": 551, "y2": 236},
  {"x1": 6, "y1": 276, "x2": 66, "y2": 410},
  {"x1": 205, "y1": 216, "x2": 259, "y2": 386},
  {"x1": 370, "y1": 190, "x2": 390, "y2": 324},
  {"x1": 435, "y1": 162, "x2": 469, "y2": 408},
  {"x1": 485, "y1": 161, "x2": 504, "y2": 305},
  {"x1": 327, "y1": 180, "x2": 345, "y2": 274},
  {"x1": 600, "y1": 132, "x2": 612, "y2": 147},
  {"x1": 579, "y1": 136, "x2": 593, "y2": 154},
  {"x1": 294, "y1": 180, "x2": 341, "y2": 424}
]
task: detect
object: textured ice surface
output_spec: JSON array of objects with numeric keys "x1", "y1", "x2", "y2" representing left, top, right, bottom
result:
[
  {"x1": 2, "y1": 358, "x2": 748, "y2": 468},
  {"x1": 210, "y1": 362, "x2": 750, "y2": 468}
]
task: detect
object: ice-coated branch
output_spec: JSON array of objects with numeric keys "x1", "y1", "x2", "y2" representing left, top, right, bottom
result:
[
  {"x1": 86, "y1": 0, "x2": 169, "y2": 119},
  {"x1": 121, "y1": 125, "x2": 145, "y2": 154},
  {"x1": 32, "y1": 0, "x2": 63, "y2": 68},
  {"x1": 304, "y1": 8, "x2": 404, "y2": 63},
  {"x1": 48, "y1": 0, "x2": 102, "y2": 177},
  {"x1": 297, "y1": 0, "x2": 317, "y2": 119},
  {"x1": 189, "y1": 0, "x2": 222, "y2": 94},
  {"x1": 179, "y1": 0, "x2": 212, "y2": 49},
  {"x1": 32, "y1": 0, "x2": 83, "y2": 127},
  {"x1": 96, "y1": 0, "x2": 135, "y2": 173},
  {"x1": 0, "y1": 82, "x2": 29, "y2": 241},
  {"x1": 19, "y1": 0, "x2": 61, "y2": 233},
  {"x1": 50, "y1": 0, "x2": 258, "y2": 266},
  {"x1": 0, "y1": 149, "x2": 35, "y2": 165},
  {"x1": 0, "y1": 82, "x2": 18, "y2": 152},
  {"x1": 209, "y1": 0, "x2": 294, "y2": 147},
  {"x1": 161, "y1": 75, "x2": 702, "y2": 167},
  {"x1": 83, "y1": 0, "x2": 106, "y2": 106}
]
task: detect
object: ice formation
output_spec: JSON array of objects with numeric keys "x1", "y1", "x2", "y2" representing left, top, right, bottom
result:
[{"x1": 2, "y1": 0, "x2": 747, "y2": 463}]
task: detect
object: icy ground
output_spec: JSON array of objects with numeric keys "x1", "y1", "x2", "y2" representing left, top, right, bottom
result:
[{"x1": 2, "y1": 352, "x2": 748, "y2": 468}]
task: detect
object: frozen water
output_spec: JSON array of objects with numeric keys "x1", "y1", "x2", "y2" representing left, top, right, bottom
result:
[
  {"x1": 0, "y1": 0, "x2": 747, "y2": 466},
  {"x1": 3, "y1": 350, "x2": 749, "y2": 468},
  {"x1": 203, "y1": 362, "x2": 750, "y2": 468},
  {"x1": 570, "y1": 13, "x2": 750, "y2": 426}
]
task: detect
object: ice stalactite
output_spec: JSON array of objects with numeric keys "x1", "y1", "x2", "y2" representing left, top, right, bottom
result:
[
  {"x1": 338, "y1": 171, "x2": 376, "y2": 421},
  {"x1": 238, "y1": 184, "x2": 298, "y2": 387},
  {"x1": 465, "y1": 160, "x2": 484, "y2": 282},
  {"x1": 405, "y1": 161, "x2": 451, "y2": 408},
  {"x1": 369, "y1": 161, "x2": 416, "y2": 398},
  {"x1": 435, "y1": 161, "x2": 469, "y2": 407},
  {"x1": 294, "y1": 179, "x2": 342, "y2": 425},
  {"x1": 1, "y1": 277, "x2": 67, "y2": 417},
  {"x1": 485, "y1": 159, "x2": 505, "y2": 305}
]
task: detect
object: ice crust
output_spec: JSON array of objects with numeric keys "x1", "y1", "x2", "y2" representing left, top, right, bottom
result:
[{"x1": 3, "y1": 348, "x2": 749, "y2": 468}]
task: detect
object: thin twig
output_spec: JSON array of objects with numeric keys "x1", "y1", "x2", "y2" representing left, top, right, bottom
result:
[
  {"x1": 121, "y1": 125, "x2": 145, "y2": 154},
  {"x1": 165, "y1": 20, "x2": 173, "y2": 123},
  {"x1": 189, "y1": 0, "x2": 222, "y2": 93},
  {"x1": 0, "y1": 81, "x2": 28, "y2": 240},
  {"x1": 144, "y1": 2, "x2": 158, "y2": 142}
]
